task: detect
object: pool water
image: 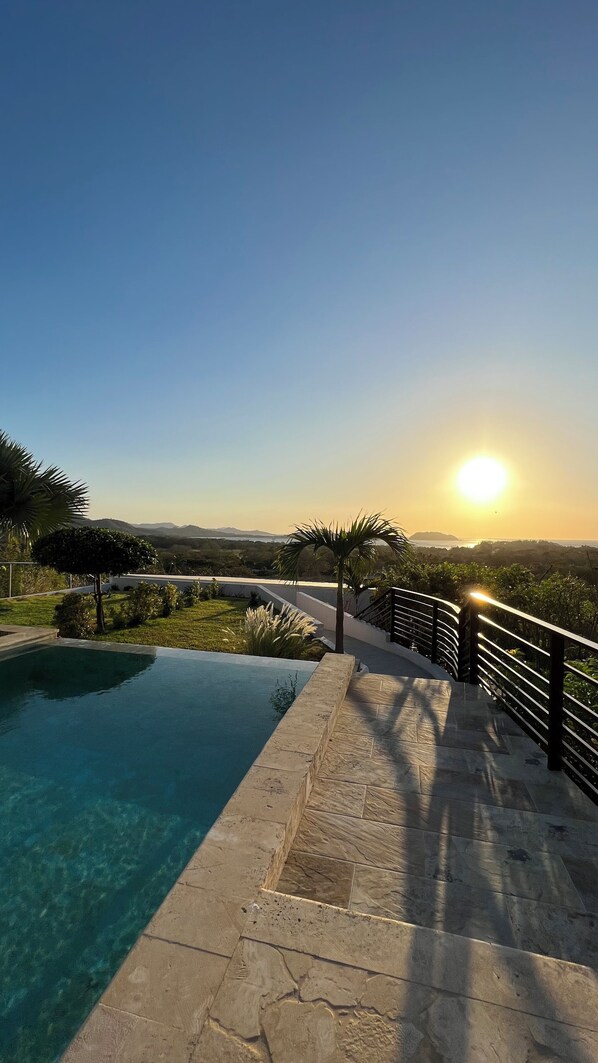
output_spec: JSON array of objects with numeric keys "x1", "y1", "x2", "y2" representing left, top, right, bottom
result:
[{"x1": 0, "y1": 643, "x2": 314, "y2": 1063}]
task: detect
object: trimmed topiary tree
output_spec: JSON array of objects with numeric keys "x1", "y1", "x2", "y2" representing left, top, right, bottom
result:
[{"x1": 32, "y1": 527, "x2": 158, "y2": 633}]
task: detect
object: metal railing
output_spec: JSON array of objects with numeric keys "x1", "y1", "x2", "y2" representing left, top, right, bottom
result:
[
  {"x1": 356, "y1": 586, "x2": 598, "y2": 802},
  {"x1": 0, "y1": 560, "x2": 77, "y2": 599}
]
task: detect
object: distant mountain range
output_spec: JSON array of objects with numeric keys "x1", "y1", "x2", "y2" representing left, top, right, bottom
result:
[
  {"x1": 409, "y1": 531, "x2": 459, "y2": 541},
  {"x1": 79, "y1": 517, "x2": 281, "y2": 539}
]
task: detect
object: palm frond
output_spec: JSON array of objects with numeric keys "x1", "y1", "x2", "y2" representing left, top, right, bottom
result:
[
  {"x1": 0, "y1": 431, "x2": 89, "y2": 541},
  {"x1": 277, "y1": 512, "x2": 408, "y2": 582}
]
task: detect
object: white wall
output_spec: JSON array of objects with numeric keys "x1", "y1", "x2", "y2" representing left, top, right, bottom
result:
[
  {"x1": 296, "y1": 591, "x2": 448, "y2": 680},
  {"x1": 110, "y1": 573, "x2": 342, "y2": 604}
]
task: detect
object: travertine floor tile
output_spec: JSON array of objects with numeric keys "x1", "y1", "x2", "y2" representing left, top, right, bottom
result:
[
  {"x1": 363, "y1": 787, "x2": 490, "y2": 840},
  {"x1": 307, "y1": 777, "x2": 366, "y2": 818},
  {"x1": 247, "y1": 891, "x2": 598, "y2": 1031},
  {"x1": 351, "y1": 865, "x2": 515, "y2": 947},
  {"x1": 146, "y1": 883, "x2": 247, "y2": 957},
  {"x1": 102, "y1": 936, "x2": 228, "y2": 1032},
  {"x1": 277, "y1": 850, "x2": 353, "y2": 907},
  {"x1": 506, "y1": 895, "x2": 598, "y2": 966},
  {"x1": 562, "y1": 856, "x2": 598, "y2": 913},
  {"x1": 423, "y1": 833, "x2": 582, "y2": 905},
  {"x1": 320, "y1": 748, "x2": 420, "y2": 789},
  {"x1": 419, "y1": 765, "x2": 535, "y2": 810},
  {"x1": 292, "y1": 808, "x2": 425, "y2": 874}
]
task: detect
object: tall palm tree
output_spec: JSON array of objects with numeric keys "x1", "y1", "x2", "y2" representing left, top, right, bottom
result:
[
  {"x1": 0, "y1": 430, "x2": 88, "y2": 544},
  {"x1": 277, "y1": 513, "x2": 408, "y2": 654}
]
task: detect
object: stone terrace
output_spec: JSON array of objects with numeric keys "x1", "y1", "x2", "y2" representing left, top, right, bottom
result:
[
  {"x1": 62, "y1": 666, "x2": 598, "y2": 1062},
  {"x1": 199, "y1": 673, "x2": 598, "y2": 1061}
]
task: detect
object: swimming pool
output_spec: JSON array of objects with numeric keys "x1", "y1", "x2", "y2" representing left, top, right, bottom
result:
[{"x1": 0, "y1": 642, "x2": 315, "y2": 1063}]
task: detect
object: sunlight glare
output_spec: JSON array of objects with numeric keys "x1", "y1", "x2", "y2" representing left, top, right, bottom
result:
[{"x1": 457, "y1": 456, "x2": 508, "y2": 504}]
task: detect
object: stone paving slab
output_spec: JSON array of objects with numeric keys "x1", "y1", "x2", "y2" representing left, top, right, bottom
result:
[
  {"x1": 199, "y1": 890, "x2": 598, "y2": 1060},
  {"x1": 278, "y1": 673, "x2": 598, "y2": 974}
]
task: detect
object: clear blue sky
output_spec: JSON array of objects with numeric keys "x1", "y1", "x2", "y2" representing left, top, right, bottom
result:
[{"x1": 2, "y1": 1, "x2": 597, "y2": 535}]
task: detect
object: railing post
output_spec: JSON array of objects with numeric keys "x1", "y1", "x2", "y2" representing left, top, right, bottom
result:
[
  {"x1": 431, "y1": 601, "x2": 438, "y2": 664},
  {"x1": 547, "y1": 632, "x2": 565, "y2": 771},
  {"x1": 389, "y1": 589, "x2": 396, "y2": 643},
  {"x1": 468, "y1": 597, "x2": 480, "y2": 685},
  {"x1": 8, "y1": 563, "x2": 12, "y2": 599}
]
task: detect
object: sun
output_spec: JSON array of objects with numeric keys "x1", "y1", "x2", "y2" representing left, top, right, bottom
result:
[{"x1": 457, "y1": 456, "x2": 508, "y2": 504}]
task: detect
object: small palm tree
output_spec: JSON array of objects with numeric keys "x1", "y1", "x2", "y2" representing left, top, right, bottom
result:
[
  {"x1": 277, "y1": 513, "x2": 408, "y2": 653},
  {"x1": 0, "y1": 430, "x2": 88, "y2": 544}
]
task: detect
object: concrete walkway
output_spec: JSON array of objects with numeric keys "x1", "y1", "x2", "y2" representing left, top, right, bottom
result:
[{"x1": 321, "y1": 629, "x2": 435, "y2": 679}]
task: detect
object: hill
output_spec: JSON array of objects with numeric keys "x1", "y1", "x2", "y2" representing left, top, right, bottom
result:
[
  {"x1": 79, "y1": 517, "x2": 280, "y2": 539},
  {"x1": 410, "y1": 531, "x2": 459, "y2": 541}
]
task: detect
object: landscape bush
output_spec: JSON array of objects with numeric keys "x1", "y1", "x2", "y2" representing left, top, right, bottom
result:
[
  {"x1": 182, "y1": 581, "x2": 202, "y2": 606},
  {"x1": 53, "y1": 593, "x2": 96, "y2": 639},
  {"x1": 160, "y1": 583, "x2": 181, "y2": 617},
  {"x1": 123, "y1": 582, "x2": 164, "y2": 626}
]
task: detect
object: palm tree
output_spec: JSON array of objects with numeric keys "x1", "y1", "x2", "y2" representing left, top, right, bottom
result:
[
  {"x1": 0, "y1": 430, "x2": 88, "y2": 544},
  {"x1": 277, "y1": 513, "x2": 408, "y2": 654}
]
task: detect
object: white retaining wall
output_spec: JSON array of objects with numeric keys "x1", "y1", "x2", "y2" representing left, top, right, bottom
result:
[
  {"x1": 111, "y1": 574, "x2": 341, "y2": 606},
  {"x1": 296, "y1": 591, "x2": 448, "y2": 680}
]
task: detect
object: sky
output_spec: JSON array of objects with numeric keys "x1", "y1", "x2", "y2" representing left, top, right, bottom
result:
[{"x1": 2, "y1": 1, "x2": 597, "y2": 537}]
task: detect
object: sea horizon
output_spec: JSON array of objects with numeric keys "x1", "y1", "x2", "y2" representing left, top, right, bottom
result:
[{"x1": 191, "y1": 534, "x2": 598, "y2": 549}]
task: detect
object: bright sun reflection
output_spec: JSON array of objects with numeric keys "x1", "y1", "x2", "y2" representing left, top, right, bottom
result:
[{"x1": 457, "y1": 456, "x2": 508, "y2": 503}]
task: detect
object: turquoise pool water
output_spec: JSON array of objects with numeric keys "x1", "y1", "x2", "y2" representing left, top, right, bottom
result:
[{"x1": 0, "y1": 643, "x2": 315, "y2": 1063}]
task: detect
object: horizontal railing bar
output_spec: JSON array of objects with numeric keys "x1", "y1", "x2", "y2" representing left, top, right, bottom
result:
[
  {"x1": 479, "y1": 644, "x2": 550, "y2": 704},
  {"x1": 478, "y1": 614, "x2": 551, "y2": 659},
  {"x1": 564, "y1": 662, "x2": 598, "y2": 690},
  {"x1": 472, "y1": 592, "x2": 598, "y2": 654},
  {"x1": 435, "y1": 620, "x2": 458, "y2": 637},
  {"x1": 561, "y1": 741, "x2": 598, "y2": 777},
  {"x1": 392, "y1": 587, "x2": 460, "y2": 613},
  {"x1": 479, "y1": 634, "x2": 550, "y2": 688},
  {"x1": 563, "y1": 707, "x2": 598, "y2": 736},
  {"x1": 562, "y1": 723, "x2": 598, "y2": 758},
  {"x1": 394, "y1": 604, "x2": 434, "y2": 624},
  {"x1": 478, "y1": 659, "x2": 549, "y2": 722},
  {"x1": 563, "y1": 690, "x2": 598, "y2": 723},
  {"x1": 560, "y1": 756, "x2": 598, "y2": 799},
  {"x1": 479, "y1": 673, "x2": 549, "y2": 743}
]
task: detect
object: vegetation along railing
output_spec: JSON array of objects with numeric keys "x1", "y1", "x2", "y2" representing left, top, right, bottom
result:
[{"x1": 356, "y1": 587, "x2": 598, "y2": 802}]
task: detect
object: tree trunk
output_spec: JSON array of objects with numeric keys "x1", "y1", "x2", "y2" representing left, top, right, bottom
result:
[
  {"x1": 335, "y1": 563, "x2": 344, "y2": 654},
  {"x1": 94, "y1": 573, "x2": 105, "y2": 633}
]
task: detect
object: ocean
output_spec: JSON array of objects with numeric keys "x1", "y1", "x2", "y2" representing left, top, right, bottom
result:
[{"x1": 195, "y1": 535, "x2": 598, "y2": 549}]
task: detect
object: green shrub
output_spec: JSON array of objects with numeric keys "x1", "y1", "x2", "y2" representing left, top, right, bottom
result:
[
  {"x1": 53, "y1": 593, "x2": 96, "y2": 639},
  {"x1": 242, "y1": 603, "x2": 316, "y2": 658},
  {"x1": 182, "y1": 582, "x2": 202, "y2": 607},
  {"x1": 249, "y1": 590, "x2": 264, "y2": 609},
  {"x1": 208, "y1": 578, "x2": 220, "y2": 599},
  {"x1": 125, "y1": 583, "x2": 163, "y2": 626},
  {"x1": 160, "y1": 583, "x2": 180, "y2": 617}
]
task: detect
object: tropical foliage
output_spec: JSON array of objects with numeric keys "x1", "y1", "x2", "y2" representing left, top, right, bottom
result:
[
  {"x1": 53, "y1": 593, "x2": 96, "y2": 639},
  {"x1": 277, "y1": 513, "x2": 407, "y2": 653},
  {"x1": 0, "y1": 430, "x2": 88, "y2": 543},
  {"x1": 32, "y1": 527, "x2": 157, "y2": 633}
]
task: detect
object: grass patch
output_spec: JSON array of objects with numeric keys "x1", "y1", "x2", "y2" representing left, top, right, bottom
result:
[
  {"x1": 98, "y1": 596, "x2": 248, "y2": 652},
  {"x1": 0, "y1": 594, "x2": 66, "y2": 627},
  {"x1": 0, "y1": 592, "x2": 329, "y2": 659}
]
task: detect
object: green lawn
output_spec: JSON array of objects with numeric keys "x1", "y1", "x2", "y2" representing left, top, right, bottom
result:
[
  {"x1": 0, "y1": 591, "x2": 327, "y2": 658},
  {"x1": 0, "y1": 593, "x2": 66, "y2": 627}
]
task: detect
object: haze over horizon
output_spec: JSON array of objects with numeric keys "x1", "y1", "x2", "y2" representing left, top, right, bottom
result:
[{"x1": 3, "y1": 1, "x2": 597, "y2": 540}]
